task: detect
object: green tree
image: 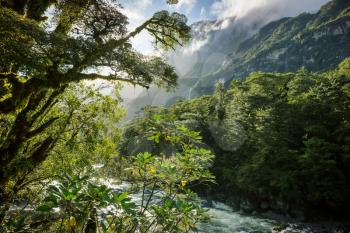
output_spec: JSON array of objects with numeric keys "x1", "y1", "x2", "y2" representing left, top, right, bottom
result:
[
  {"x1": 0, "y1": 0, "x2": 190, "y2": 223},
  {"x1": 0, "y1": 83, "x2": 125, "y2": 223},
  {"x1": 121, "y1": 59, "x2": 350, "y2": 214}
]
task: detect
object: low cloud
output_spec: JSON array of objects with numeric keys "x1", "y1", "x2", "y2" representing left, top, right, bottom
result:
[
  {"x1": 167, "y1": 0, "x2": 332, "y2": 79},
  {"x1": 176, "y1": 0, "x2": 197, "y2": 13},
  {"x1": 211, "y1": 0, "x2": 330, "y2": 21},
  {"x1": 120, "y1": 0, "x2": 153, "y2": 27}
]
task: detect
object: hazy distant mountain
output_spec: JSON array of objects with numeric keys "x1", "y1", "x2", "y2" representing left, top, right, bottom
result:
[
  {"x1": 191, "y1": 0, "x2": 350, "y2": 95},
  {"x1": 127, "y1": 0, "x2": 350, "y2": 117},
  {"x1": 126, "y1": 12, "x2": 269, "y2": 116}
]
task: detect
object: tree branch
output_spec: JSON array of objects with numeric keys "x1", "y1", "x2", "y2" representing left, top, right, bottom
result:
[
  {"x1": 27, "y1": 117, "x2": 60, "y2": 139},
  {"x1": 67, "y1": 73, "x2": 150, "y2": 88}
]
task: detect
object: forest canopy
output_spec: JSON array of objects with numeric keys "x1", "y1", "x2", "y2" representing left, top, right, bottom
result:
[{"x1": 122, "y1": 59, "x2": 350, "y2": 214}]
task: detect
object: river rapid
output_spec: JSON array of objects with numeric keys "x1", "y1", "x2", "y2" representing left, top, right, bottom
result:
[
  {"x1": 105, "y1": 180, "x2": 277, "y2": 233},
  {"x1": 198, "y1": 201, "x2": 276, "y2": 233},
  {"x1": 103, "y1": 180, "x2": 350, "y2": 233},
  {"x1": 8, "y1": 177, "x2": 348, "y2": 233}
]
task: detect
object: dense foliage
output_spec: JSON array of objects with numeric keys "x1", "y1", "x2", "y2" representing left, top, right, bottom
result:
[
  {"x1": 123, "y1": 59, "x2": 350, "y2": 214},
  {"x1": 0, "y1": 1, "x2": 214, "y2": 232},
  {"x1": 2, "y1": 114, "x2": 214, "y2": 232},
  {"x1": 1, "y1": 0, "x2": 349, "y2": 231},
  {"x1": 0, "y1": 0, "x2": 190, "y2": 197}
]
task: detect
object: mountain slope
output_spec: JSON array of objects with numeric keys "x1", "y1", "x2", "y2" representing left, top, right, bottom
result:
[
  {"x1": 121, "y1": 58, "x2": 350, "y2": 218},
  {"x1": 126, "y1": 16, "x2": 264, "y2": 116},
  {"x1": 191, "y1": 0, "x2": 350, "y2": 95},
  {"x1": 127, "y1": 0, "x2": 350, "y2": 116}
]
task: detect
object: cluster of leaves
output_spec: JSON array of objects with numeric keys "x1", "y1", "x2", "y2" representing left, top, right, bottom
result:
[
  {"x1": 3, "y1": 174, "x2": 137, "y2": 232},
  {"x1": 0, "y1": 0, "x2": 190, "y2": 183},
  {"x1": 34, "y1": 83, "x2": 124, "y2": 176},
  {"x1": 0, "y1": 83, "x2": 122, "y2": 184},
  {"x1": 122, "y1": 59, "x2": 350, "y2": 213},
  {"x1": 121, "y1": 114, "x2": 214, "y2": 232}
]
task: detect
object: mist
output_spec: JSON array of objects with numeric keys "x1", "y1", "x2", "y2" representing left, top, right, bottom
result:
[
  {"x1": 167, "y1": 0, "x2": 331, "y2": 77},
  {"x1": 123, "y1": 0, "x2": 332, "y2": 107},
  {"x1": 211, "y1": 0, "x2": 330, "y2": 20}
]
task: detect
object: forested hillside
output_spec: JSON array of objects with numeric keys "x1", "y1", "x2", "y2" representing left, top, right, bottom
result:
[
  {"x1": 122, "y1": 59, "x2": 350, "y2": 217},
  {"x1": 128, "y1": 0, "x2": 350, "y2": 112},
  {"x1": 192, "y1": 0, "x2": 350, "y2": 95}
]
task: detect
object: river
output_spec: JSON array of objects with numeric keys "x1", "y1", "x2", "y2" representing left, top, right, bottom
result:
[
  {"x1": 103, "y1": 180, "x2": 350, "y2": 233},
  {"x1": 199, "y1": 201, "x2": 276, "y2": 233},
  {"x1": 8, "y1": 178, "x2": 346, "y2": 232},
  {"x1": 105, "y1": 180, "x2": 277, "y2": 233}
]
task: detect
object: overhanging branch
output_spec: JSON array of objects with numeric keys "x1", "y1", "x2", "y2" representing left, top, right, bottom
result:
[{"x1": 67, "y1": 73, "x2": 150, "y2": 88}]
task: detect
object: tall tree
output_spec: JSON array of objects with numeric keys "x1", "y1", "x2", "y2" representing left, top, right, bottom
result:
[{"x1": 0, "y1": 0, "x2": 190, "y2": 219}]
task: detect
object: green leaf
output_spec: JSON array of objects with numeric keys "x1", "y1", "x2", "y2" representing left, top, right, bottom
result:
[
  {"x1": 118, "y1": 192, "x2": 128, "y2": 202},
  {"x1": 37, "y1": 203, "x2": 55, "y2": 212}
]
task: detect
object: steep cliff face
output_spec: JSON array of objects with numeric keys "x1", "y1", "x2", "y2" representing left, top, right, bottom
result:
[{"x1": 127, "y1": 0, "x2": 350, "y2": 117}]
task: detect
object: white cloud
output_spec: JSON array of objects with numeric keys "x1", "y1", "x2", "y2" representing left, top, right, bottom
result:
[
  {"x1": 167, "y1": 0, "x2": 332, "y2": 81},
  {"x1": 211, "y1": 0, "x2": 330, "y2": 20},
  {"x1": 120, "y1": 0, "x2": 153, "y2": 27},
  {"x1": 120, "y1": 0, "x2": 332, "y2": 101},
  {"x1": 176, "y1": 0, "x2": 197, "y2": 14},
  {"x1": 183, "y1": 37, "x2": 209, "y2": 55},
  {"x1": 141, "y1": 0, "x2": 153, "y2": 6}
]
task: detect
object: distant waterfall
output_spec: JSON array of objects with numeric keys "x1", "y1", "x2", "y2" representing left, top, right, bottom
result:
[{"x1": 188, "y1": 87, "x2": 193, "y2": 99}]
